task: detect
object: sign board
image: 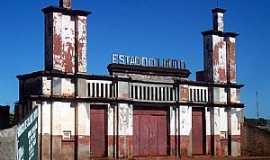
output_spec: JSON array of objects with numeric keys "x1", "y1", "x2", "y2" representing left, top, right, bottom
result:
[
  {"x1": 17, "y1": 108, "x2": 38, "y2": 160},
  {"x1": 112, "y1": 53, "x2": 186, "y2": 69}
]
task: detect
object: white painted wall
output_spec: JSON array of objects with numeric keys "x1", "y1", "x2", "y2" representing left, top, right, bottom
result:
[
  {"x1": 77, "y1": 103, "x2": 90, "y2": 136},
  {"x1": 205, "y1": 107, "x2": 211, "y2": 136},
  {"x1": 231, "y1": 108, "x2": 242, "y2": 135},
  {"x1": 41, "y1": 101, "x2": 51, "y2": 134},
  {"x1": 52, "y1": 102, "x2": 75, "y2": 136},
  {"x1": 179, "y1": 106, "x2": 192, "y2": 136},
  {"x1": 107, "y1": 104, "x2": 114, "y2": 136},
  {"x1": 170, "y1": 106, "x2": 179, "y2": 135}
]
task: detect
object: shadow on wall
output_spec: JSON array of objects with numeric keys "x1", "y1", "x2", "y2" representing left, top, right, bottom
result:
[{"x1": 242, "y1": 120, "x2": 270, "y2": 156}]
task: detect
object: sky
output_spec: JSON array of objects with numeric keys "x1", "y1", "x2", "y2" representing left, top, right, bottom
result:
[{"x1": 0, "y1": 0, "x2": 269, "y2": 118}]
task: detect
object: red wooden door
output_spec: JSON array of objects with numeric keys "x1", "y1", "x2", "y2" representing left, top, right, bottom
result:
[
  {"x1": 192, "y1": 108, "x2": 205, "y2": 155},
  {"x1": 90, "y1": 105, "x2": 107, "y2": 157},
  {"x1": 133, "y1": 107, "x2": 168, "y2": 156}
]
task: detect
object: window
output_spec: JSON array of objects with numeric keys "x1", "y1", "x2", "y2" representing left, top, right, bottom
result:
[{"x1": 63, "y1": 130, "x2": 72, "y2": 140}]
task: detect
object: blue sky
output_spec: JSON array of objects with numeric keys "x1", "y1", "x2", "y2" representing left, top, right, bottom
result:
[{"x1": 0, "y1": 0, "x2": 269, "y2": 118}]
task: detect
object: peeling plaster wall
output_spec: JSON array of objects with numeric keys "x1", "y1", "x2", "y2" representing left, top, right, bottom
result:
[
  {"x1": 231, "y1": 108, "x2": 242, "y2": 157},
  {"x1": 42, "y1": 77, "x2": 51, "y2": 95},
  {"x1": 212, "y1": 35, "x2": 227, "y2": 83},
  {"x1": 115, "y1": 73, "x2": 177, "y2": 83},
  {"x1": 179, "y1": 85, "x2": 189, "y2": 102},
  {"x1": 213, "y1": 87, "x2": 227, "y2": 104},
  {"x1": 45, "y1": 12, "x2": 88, "y2": 73},
  {"x1": 117, "y1": 103, "x2": 133, "y2": 158},
  {"x1": 213, "y1": 12, "x2": 224, "y2": 32},
  {"x1": 42, "y1": 77, "x2": 75, "y2": 96},
  {"x1": 226, "y1": 37, "x2": 236, "y2": 83},
  {"x1": 118, "y1": 103, "x2": 133, "y2": 136},
  {"x1": 179, "y1": 105, "x2": 192, "y2": 156},
  {"x1": 76, "y1": 16, "x2": 87, "y2": 73},
  {"x1": 180, "y1": 106, "x2": 192, "y2": 136},
  {"x1": 231, "y1": 108, "x2": 242, "y2": 136}
]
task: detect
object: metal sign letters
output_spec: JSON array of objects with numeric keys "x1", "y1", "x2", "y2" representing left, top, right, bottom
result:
[{"x1": 112, "y1": 53, "x2": 186, "y2": 69}]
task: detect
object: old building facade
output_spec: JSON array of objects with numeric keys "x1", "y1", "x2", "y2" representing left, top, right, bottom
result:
[{"x1": 16, "y1": 0, "x2": 244, "y2": 159}]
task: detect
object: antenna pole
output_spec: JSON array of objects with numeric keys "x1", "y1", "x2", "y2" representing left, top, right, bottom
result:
[{"x1": 256, "y1": 91, "x2": 259, "y2": 119}]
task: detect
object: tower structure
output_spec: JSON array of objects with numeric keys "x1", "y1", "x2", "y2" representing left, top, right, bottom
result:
[
  {"x1": 43, "y1": 0, "x2": 90, "y2": 73},
  {"x1": 202, "y1": 8, "x2": 237, "y2": 84},
  {"x1": 199, "y1": 8, "x2": 242, "y2": 156}
]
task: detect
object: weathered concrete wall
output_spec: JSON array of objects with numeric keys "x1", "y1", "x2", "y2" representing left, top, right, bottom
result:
[
  {"x1": 242, "y1": 122, "x2": 270, "y2": 156},
  {"x1": 0, "y1": 126, "x2": 17, "y2": 160}
]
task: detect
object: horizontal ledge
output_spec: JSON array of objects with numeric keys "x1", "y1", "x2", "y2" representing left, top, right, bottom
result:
[{"x1": 20, "y1": 96, "x2": 245, "y2": 108}]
